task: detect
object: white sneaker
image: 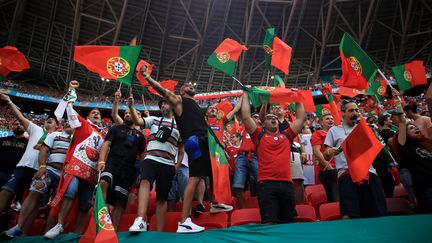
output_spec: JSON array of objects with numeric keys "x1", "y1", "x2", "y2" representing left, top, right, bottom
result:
[
  {"x1": 210, "y1": 203, "x2": 233, "y2": 213},
  {"x1": 129, "y1": 217, "x2": 147, "y2": 232},
  {"x1": 176, "y1": 217, "x2": 204, "y2": 233},
  {"x1": 44, "y1": 223, "x2": 63, "y2": 239}
]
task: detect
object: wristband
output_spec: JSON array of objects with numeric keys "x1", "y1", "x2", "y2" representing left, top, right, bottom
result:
[
  {"x1": 98, "y1": 161, "x2": 106, "y2": 165},
  {"x1": 39, "y1": 165, "x2": 47, "y2": 169}
]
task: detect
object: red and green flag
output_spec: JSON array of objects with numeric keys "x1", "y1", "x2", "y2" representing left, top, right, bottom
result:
[
  {"x1": 263, "y1": 28, "x2": 275, "y2": 70},
  {"x1": 135, "y1": 59, "x2": 153, "y2": 87},
  {"x1": 297, "y1": 90, "x2": 316, "y2": 112},
  {"x1": 79, "y1": 183, "x2": 118, "y2": 243},
  {"x1": 244, "y1": 86, "x2": 298, "y2": 108},
  {"x1": 208, "y1": 128, "x2": 231, "y2": 204},
  {"x1": 342, "y1": 119, "x2": 383, "y2": 183},
  {"x1": 335, "y1": 86, "x2": 365, "y2": 98},
  {"x1": 271, "y1": 37, "x2": 292, "y2": 75},
  {"x1": 215, "y1": 98, "x2": 233, "y2": 120},
  {"x1": 224, "y1": 116, "x2": 240, "y2": 135},
  {"x1": 337, "y1": 33, "x2": 378, "y2": 90},
  {"x1": 207, "y1": 38, "x2": 248, "y2": 76},
  {"x1": 129, "y1": 35, "x2": 137, "y2": 46},
  {"x1": 74, "y1": 45, "x2": 142, "y2": 86},
  {"x1": 315, "y1": 104, "x2": 332, "y2": 119},
  {"x1": 321, "y1": 86, "x2": 341, "y2": 125},
  {"x1": 0, "y1": 46, "x2": 30, "y2": 80},
  {"x1": 148, "y1": 80, "x2": 178, "y2": 96},
  {"x1": 271, "y1": 75, "x2": 285, "y2": 88},
  {"x1": 392, "y1": 60, "x2": 427, "y2": 91},
  {"x1": 366, "y1": 79, "x2": 387, "y2": 100}
]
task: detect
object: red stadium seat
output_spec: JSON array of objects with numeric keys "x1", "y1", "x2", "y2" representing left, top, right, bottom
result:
[
  {"x1": 319, "y1": 202, "x2": 340, "y2": 221},
  {"x1": 192, "y1": 212, "x2": 228, "y2": 229},
  {"x1": 305, "y1": 184, "x2": 325, "y2": 203},
  {"x1": 386, "y1": 198, "x2": 412, "y2": 215},
  {"x1": 295, "y1": 205, "x2": 317, "y2": 222},
  {"x1": 118, "y1": 214, "x2": 142, "y2": 232},
  {"x1": 244, "y1": 197, "x2": 259, "y2": 208},
  {"x1": 309, "y1": 191, "x2": 328, "y2": 212},
  {"x1": 393, "y1": 184, "x2": 408, "y2": 198},
  {"x1": 27, "y1": 218, "x2": 45, "y2": 236},
  {"x1": 230, "y1": 208, "x2": 261, "y2": 226},
  {"x1": 124, "y1": 203, "x2": 138, "y2": 214},
  {"x1": 149, "y1": 212, "x2": 182, "y2": 232}
]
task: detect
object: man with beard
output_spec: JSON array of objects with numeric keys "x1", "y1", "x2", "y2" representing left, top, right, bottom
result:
[
  {"x1": 127, "y1": 99, "x2": 183, "y2": 232},
  {"x1": 0, "y1": 120, "x2": 27, "y2": 187},
  {"x1": 0, "y1": 94, "x2": 58, "y2": 213},
  {"x1": 97, "y1": 108, "x2": 146, "y2": 230},
  {"x1": 139, "y1": 68, "x2": 231, "y2": 233},
  {"x1": 4, "y1": 121, "x2": 73, "y2": 238},
  {"x1": 45, "y1": 81, "x2": 105, "y2": 239},
  {"x1": 324, "y1": 99, "x2": 386, "y2": 219}
]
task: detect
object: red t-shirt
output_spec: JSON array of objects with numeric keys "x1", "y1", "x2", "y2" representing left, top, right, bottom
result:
[
  {"x1": 226, "y1": 145, "x2": 240, "y2": 175},
  {"x1": 207, "y1": 116, "x2": 228, "y2": 143},
  {"x1": 310, "y1": 130, "x2": 336, "y2": 169},
  {"x1": 251, "y1": 127, "x2": 297, "y2": 182}
]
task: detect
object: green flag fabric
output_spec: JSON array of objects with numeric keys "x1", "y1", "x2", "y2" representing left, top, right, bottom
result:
[{"x1": 263, "y1": 28, "x2": 275, "y2": 70}]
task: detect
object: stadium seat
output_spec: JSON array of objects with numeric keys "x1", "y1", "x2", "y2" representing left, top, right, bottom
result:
[
  {"x1": 27, "y1": 218, "x2": 45, "y2": 236},
  {"x1": 149, "y1": 212, "x2": 182, "y2": 232},
  {"x1": 305, "y1": 184, "x2": 325, "y2": 203},
  {"x1": 295, "y1": 205, "x2": 317, "y2": 222},
  {"x1": 319, "y1": 202, "x2": 340, "y2": 221},
  {"x1": 124, "y1": 203, "x2": 138, "y2": 214},
  {"x1": 386, "y1": 198, "x2": 412, "y2": 215},
  {"x1": 244, "y1": 197, "x2": 259, "y2": 208},
  {"x1": 192, "y1": 212, "x2": 228, "y2": 229},
  {"x1": 393, "y1": 184, "x2": 408, "y2": 198},
  {"x1": 118, "y1": 214, "x2": 141, "y2": 232},
  {"x1": 309, "y1": 191, "x2": 328, "y2": 212},
  {"x1": 230, "y1": 208, "x2": 261, "y2": 226}
]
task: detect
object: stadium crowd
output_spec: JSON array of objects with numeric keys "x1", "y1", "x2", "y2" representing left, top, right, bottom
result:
[{"x1": 0, "y1": 70, "x2": 431, "y2": 239}]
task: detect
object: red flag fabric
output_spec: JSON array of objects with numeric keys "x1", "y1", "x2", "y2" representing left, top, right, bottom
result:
[
  {"x1": 271, "y1": 37, "x2": 292, "y2": 75},
  {"x1": 215, "y1": 99, "x2": 233, "y2": 120},
  {"x1": 79, "y1": 212, "x2": 97, "y2": 243},
  {"x1": 148, "y1": 80, "x2": 178, "y2": 96},
  {"x1": 321, "y1": 85, "x2": 342, "y2": 125},
  {"x1": 342, "y1": 119, "x2": 383, "y2": 183},
  {"x1": 335, "y1": 87, "x2": 365, "y2": 98},
  {"x1": 338, "y1": 50, "x2": 370, "y2": 90},
  {"x1": 0, "y1": 46, "x2": 30, "y2": 78},
  {"x1": 297, "y1": 90, "x2": 316, "y2": 112},
  {"x1": 135, "y1": 60, "x2": 153, "y2": 87},
  {"x1": 405, "y1": 60, "x2": 428, "y2": 87}
]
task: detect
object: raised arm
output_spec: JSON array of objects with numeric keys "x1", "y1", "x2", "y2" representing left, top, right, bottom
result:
[
  {"x1": 290, "y1": 102, "x2": 306, "y2": 134},
  {"x1": 259, "y1": 102, "x2": 268, "y2": 124},
  {"x1": 0, "y1": 93, "x2": 30, "y2": 130},
  {"x1": 127, "y1": 97, "x2": 145, "y2": 126},
  {"x1": 393, "y1": 90, "x2": 407, "y2": 145},
  {"x1": 140, "y1": 67, "x2": 180, "y2": 107},
  {"x1": 111, "y1": 89, "x2": 124, "y2": 125},
  {"x1": 240, "y1": 92, "x2": 257, "y2": 134},
  {"x1": 425, "y1": 81, "x2": 432, "y2": 115},
  {"x1": 226, "y1": 96, "x2": 243, "y2": 122}
]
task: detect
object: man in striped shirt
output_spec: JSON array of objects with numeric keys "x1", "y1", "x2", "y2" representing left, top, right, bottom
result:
[
  {"x1": 4, "y1": 121, "x2": 73, "y2": 238},
  {"x1": 128, "y1": 99, "x2": 185, "y2": 232}
]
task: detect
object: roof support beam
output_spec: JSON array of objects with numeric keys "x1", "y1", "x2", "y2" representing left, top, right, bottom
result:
[
  {"x1": 333, "y1": 5, "x2": 359, "y2": 39},
  {"x1": 282, "y1": 0, "x2": 297, "y2": 41},
  {"x1": 66, "y1": 0, "x2": 82, "y2": 83},
  {"x1": 237, "y1": 0, "x2": 256, "y2": 87},
  {"x1": 156, "y1": 0, "x2": 173, "y2": 80},
  {"x1": 7, "y1": 0, "x2": 26, "y2": 45},
  {"x1": 40, "y1": 0, "x2": 58, "y2": 78},
  {"x1": 359, "y1": 0, "x2": 376, "y2": 44},
  {"x1": 112, "y1": 0, "x2": 129, "y2": 45},
  {"x1": 398, "y1": 0, "x2": 414, "y2": 63},
  {"x1": 179, "y1": 0, "x2": 202, "y2": 40}
]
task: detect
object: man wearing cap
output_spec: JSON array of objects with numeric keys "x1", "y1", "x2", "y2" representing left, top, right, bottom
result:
[
  {"x1": 324, "y1": 99, "x2": 386, "y2": 219},
  {"x1": 139, "y1": 68, "x2": 232, "y2": 233},
  {"x1": 97, "y1": 107, "x2": 146, "y2": 230},
  {"x1": 4, "y1": 121, "x2": 73, "y2": 238},
  {"x1": 241, "y1": 92, "x2": 305, "y2": 224},
  {"x1": 0, "y1": 93, "x2": 58, "y2": 213},
  {"x1": 128, "y1": 98, "x2": 183, "y2": 232}
]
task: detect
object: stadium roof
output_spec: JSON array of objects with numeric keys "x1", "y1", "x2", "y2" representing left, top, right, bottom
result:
[{"x1": 1, "y1": 0, "x2": 431, "y2": 99}]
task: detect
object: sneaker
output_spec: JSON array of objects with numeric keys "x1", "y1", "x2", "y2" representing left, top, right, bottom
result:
[
  {"x1": 10, "y1": 201, "x2": 21, "y2": 212},
  {"x1": 192, "y1": 203, "x2": 205, "y2": 215},
  {"x1": 176, "y1": 217, "x2": 204, "y2": 233},
  {"x1": 3, "y1": 224, "x2": 22, "y2": 238},
  {"x1": 129, "y1": 217, "x2": 147, "y2": 232},
  {"x1": 44, "y1": 223, "x2": 63, "y2": 239},
  {"x1": 210, "y1": 203, "x2": 233, "y2": 213}
]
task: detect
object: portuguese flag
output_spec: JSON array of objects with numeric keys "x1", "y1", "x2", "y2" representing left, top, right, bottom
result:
[
  {"x1": 74, "y1": 45, "x2": 142, "y2": 86},
  {"x1": 135, "y1": 59, "x2": 153, "y2": 87},
  {"x1": 365, "y1": 79, "x2": 387, "y2": 100},
  {"x1": 297, "y1": 90, "x2": 316, "y2": 112},
  {"x1": 245, "y1": 86, "x2": 298, "y2": 108},
  {"x1": 79, "y1": 183, "x2": 117, "y2": 243},
  {"x1": 208, "y1": 128, "x2": 231, "y2": 204},
  {"x1": 215, "y1": 98, "x2": 233, "y2": 120},
  {"x1": 207, "y1": 38, "x2": 248, "y2": 76},
  {"x1": 148, "y1": 80, "x2": 178, "y2": 96},
  {"x1": 271, "y1": 75, "x2": 285, "y2": 88},
  {"x1": 263, "y1": 28, "x2": 275, "y2": 70},
  {"x1": 392, "y1": 60, "x2": 427, "y2": 91},
  {"x1": 321, "y1": 85, "x2": 341, "y2": 125},
  {"x1": 0, "y1": 46, "x2": 30, "y2": 80},
  {"x1": 337, "y1": 33, "x2": 378, "y2": 90}
]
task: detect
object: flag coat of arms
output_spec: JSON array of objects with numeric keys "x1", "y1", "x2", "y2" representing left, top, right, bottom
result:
[{"x1": 74, "y1": 45, "x2": 142, "y2": 86}]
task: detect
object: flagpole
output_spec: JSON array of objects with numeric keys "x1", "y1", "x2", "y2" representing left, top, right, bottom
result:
[
  {"x1": 141, "y1": 93, "x2": 146, "y2": 111},
  {"x1": 373, "y1": 94, "x2": 382, "y2": 106},
  {"x1": 377, "y1": 69, "x2": 395, "y2": 90},
  {"x1": 265, "y1": 70, "x2": 270, "y2": 87},
  {"x1": 232, "y1": 77, "x2": 244, "y2": 87}
]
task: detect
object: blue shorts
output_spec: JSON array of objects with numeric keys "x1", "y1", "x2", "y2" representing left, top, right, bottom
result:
[
  {"x1": 168, "y1": 165, "x2": 189, "y2": 201},
  {"x1": 63, "y1": 176, "x2": 94, "y2": 212},
  {"x1": 1, "y1": 166, "x2": 37, "y2": 195},
  {"x1": 232, "y1": 153, "x2": 258, "y2": 189}
]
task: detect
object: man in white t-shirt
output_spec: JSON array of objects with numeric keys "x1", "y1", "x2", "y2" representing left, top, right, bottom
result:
[
  {"x1": 4, "y1": 122, "x2": 72, "y2": 238},
  {"x1": 0, "y1": 93, "x2": 58, "y2": 213},
  {"x1": 128, "y1": 99, "x2": 184, "y2": 232},
  {"x1": 324, "y1": 99, "x2": 386, "y2": 219}
]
